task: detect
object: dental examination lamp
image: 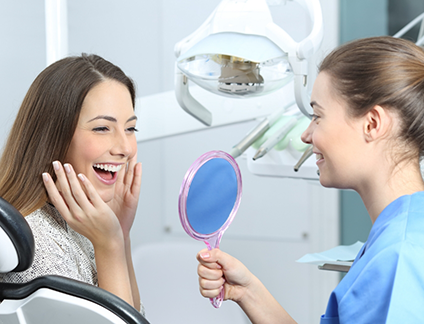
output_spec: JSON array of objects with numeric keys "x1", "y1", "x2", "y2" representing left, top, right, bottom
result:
[{"x1": 174, "y1": 0, "x2": 323, "y2": 127}]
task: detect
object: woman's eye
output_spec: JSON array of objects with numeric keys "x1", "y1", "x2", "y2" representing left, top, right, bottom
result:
[
  {"x1": 126, "y1": 127, "x2": 139, "y2": 133},
  {"x1": 93, "y1": 126, "x2": 109, "y2": 132},
  {"x1": 310, "y1": 114, "x2": 320, "y2": 122}
]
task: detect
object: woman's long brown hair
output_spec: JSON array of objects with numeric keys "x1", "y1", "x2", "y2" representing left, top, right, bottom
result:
[{"x1": 0, "y1": 54, "x2": 135, "y2": 216}]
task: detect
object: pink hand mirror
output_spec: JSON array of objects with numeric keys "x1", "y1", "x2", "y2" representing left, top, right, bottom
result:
[{"x1": 178, "y1": 150, "x2": 242, "y2": 308}]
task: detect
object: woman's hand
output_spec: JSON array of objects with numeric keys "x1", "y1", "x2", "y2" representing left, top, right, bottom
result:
[
  {"x1": 197, "y1": 248, "x2": 254, "y2": 303},
  {"x1": 42, "y1": 161, "x2": 123, "y2": 249},
  {"x1": 107, "y1": 154, "x2": 142, "y2": 239}
]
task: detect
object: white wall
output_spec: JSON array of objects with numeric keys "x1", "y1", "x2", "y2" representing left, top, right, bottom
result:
[
  {"x1": 0, "y1": 1, "x2": 46, "y2": 150},
  {"x1": 0, "y1": 1, "x2": 340, "y2": 323}
]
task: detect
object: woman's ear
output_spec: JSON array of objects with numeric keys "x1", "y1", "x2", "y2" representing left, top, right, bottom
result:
[{"x1": 363, "y1": 105, "x2": 393, "y2": 142}]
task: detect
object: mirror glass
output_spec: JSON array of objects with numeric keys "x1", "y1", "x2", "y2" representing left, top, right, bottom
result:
[{"x1": 186, "y1": 157, "x2": 238, "y2": 235}]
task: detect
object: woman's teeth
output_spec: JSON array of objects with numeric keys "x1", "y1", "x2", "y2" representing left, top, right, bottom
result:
[
  {"x1": 93, "y1": 164, "x2": 122, "y2": 172},
  {"x1": 316, "y1": 153, "x2": 323, "y2": 160}
]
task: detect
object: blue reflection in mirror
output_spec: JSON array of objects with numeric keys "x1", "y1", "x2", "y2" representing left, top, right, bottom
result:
[{"x1": 186, "y1": 158, "x2": 238, "y2": 235}]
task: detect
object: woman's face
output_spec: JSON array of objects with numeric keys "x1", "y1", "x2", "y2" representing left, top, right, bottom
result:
[
  {"x1": 64, "y1": 80, "x2": 137, "y2": 202},
  {"x1": 301, "y1": 72, "x2": 365, "y2": 189}
]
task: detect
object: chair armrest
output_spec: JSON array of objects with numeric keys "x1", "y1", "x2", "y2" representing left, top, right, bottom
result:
[{"x1": 0, "y1": 275, "x2": 150, "y2": 324}]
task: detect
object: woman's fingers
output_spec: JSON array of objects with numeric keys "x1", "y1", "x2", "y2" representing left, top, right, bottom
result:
[
  {"x1": 46, "y1": 161, "x2": 85, "y2": 219},
  {"x1": 42, "y1": 171, "x2": 74, "y2": 219},
  {"x1": 130, "y1": 162, "x2": 142, "y2": 196},
  {"x1": 62, "y1": 163, "x2": 96, "y2": 211},
  {"x1": 45, "y1": 161, "x2": 101, "y2": 216},
  {"x1": 43, "y1": 161, "x2": 122, "y2": 246},
  {"x1": 124, "y1": 153, "x2": 142, "y2": 195},
  {"x1": 116, "y1": 153, "x2": 136, "y2": 188},
  {"x1": 115, "y1": 160, "x2": 127, "y2": 187},
  {"x1": 75, "y1": 172, "x2": 105, "y2": 208}
]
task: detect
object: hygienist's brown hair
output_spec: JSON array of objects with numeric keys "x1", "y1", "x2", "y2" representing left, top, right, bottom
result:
[
  {"x1": 319, "y1": 36, "x2": 424, "y2": 162},
  {"x1": 0, "y1": 54, "x2": 136, "y2": 216}
]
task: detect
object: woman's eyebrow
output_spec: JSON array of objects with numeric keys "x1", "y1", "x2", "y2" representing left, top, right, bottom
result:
[
  {"x1": 87, "y1": 115, "x2": 116, "y2": 123},
  {"x1": 127, "y1": 115, "x2": 137, "y2": 123},
  {"x1": 310, "y1": 101, "x2": 323, "y2": 111},
  {"x1": 87, "y1": 115, "x2": 138, "y2": 123}
]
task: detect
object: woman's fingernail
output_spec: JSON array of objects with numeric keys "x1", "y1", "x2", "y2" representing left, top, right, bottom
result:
[
  {"x1": 217, "y1": 264, "x2": 222, "y2": 269},
  {"x1": 53, "y1": 161, "x2": 60, "y2": 171},
  {"x1": 200, "y1": 252, "x2": 210, "y2": 259},
  {"x1": 78, "y1": 174, "x2": 85, "y2": 182},
  {"x1": 42, "y1": 173, "x2": 49, "y2": 182},
  {"x1": 64, "y1": 164, "x2": 71, "y2": 174}
]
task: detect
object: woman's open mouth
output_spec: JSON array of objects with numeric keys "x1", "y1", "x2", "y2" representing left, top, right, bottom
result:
[
  {"x1": 315, "y1": 153, "x2": 324, "y2": 164},
  {"x1": 93, "y1": 163, "x2": 123, "y2": 185}
]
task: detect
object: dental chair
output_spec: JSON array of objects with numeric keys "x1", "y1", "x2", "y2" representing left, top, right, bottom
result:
[{"x1": 0, "y1": 197, "x2": 150, "y2": 324}]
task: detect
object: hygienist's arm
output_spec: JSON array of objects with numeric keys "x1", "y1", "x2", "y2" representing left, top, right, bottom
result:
[{"x1": 197, "y1": 249, "x2": 297, "y2": 324}]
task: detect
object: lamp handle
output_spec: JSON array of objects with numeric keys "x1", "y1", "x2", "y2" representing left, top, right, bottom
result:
[
  {"x1": 175, "y1": 67, "x2": 212, "y2": 126},
  {"x1": 294, "y1": 73, "x2": 313, "y2": 117}
]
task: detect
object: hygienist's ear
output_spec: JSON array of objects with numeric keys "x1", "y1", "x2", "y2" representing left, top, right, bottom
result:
[{"x1": 363, "y1": 105, "x2": 393, "y2": 142}]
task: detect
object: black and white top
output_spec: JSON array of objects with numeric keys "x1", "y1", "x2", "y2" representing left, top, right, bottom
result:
[
  {"x1": 0, "y1": 203, "x2": 97, "y2": 285},
  {"x1": 1, "y1": 203, "x2": 146, "y2": 316}
]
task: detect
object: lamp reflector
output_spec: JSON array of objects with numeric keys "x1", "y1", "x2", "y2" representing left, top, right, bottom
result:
[{"x1": 177, "y1": 33, "x2": 292, "y2": 98}]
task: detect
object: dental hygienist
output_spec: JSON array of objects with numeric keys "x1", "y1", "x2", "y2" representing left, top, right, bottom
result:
[
  {"x1": 0, "y1": 54, "x2": 144, "y2": 314},
  {"x1": 197, "y1": 36, "x2": 424, "y2": 323}
]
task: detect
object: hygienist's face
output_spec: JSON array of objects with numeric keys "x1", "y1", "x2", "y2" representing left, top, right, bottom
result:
[
  {"x1": 301, "y1": 72, "x2": 365, "y2": 189},
  {"x1": 65, "y1": 80, "x2": 138, "y2": 203}
]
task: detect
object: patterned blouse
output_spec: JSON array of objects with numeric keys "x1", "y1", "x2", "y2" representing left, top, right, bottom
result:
[
  {"x1": 0, "y1": 203, "x2": 97, "y2": 284},
  {"x1": 0, "y1": 203, "x2": 146, "y2": 316}
]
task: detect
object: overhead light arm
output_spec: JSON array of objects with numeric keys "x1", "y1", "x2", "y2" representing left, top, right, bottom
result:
[
  {"x1": 273, "y1": 0, "x2": 323, "y2": 117},
  {"x1": 295, "y1": 0, "x2": 323, "y2": 59},
  {"x1": 175, "y1": 68, "x2": 212, "y2": 126}
]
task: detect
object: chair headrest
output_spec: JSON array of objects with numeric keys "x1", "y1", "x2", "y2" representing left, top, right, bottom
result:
[{"x1": 0, "y1": 197, "x2": 34, "y2": 273}]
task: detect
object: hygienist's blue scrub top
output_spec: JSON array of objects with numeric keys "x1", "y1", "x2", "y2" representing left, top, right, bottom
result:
[{"x1": 320, "y1": 191, "x2": 424, "y2": 324}]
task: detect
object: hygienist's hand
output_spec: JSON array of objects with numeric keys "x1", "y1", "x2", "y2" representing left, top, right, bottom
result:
[
  {"x1": 107, "y1": 154, "x2": 142, "y2": 239},
  {"x1": 42, "y1": 161, "x2": 123, "y2": 248},
  {"x1": 198, "y1": 249, "x2": 297, "y2": 324},
  {"x1": 197, "y1": 248, "x2": 255, "y2": 303}
]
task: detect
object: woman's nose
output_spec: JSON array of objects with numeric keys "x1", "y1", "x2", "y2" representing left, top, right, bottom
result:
[
  {"x1": 111, "y1": 132, "x2": 133, "y2": 157},
  {"x1": 301, "y1": 121, "x2": 314, "y2": 144}
]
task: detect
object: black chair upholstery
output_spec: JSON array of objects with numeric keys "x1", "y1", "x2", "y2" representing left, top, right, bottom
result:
[
  {"x1": 0, "y1": 197, "x2": 34, "y2": 272},
  {"x1": 0, "y1": 197, "x2": 150, "y2": 324}
]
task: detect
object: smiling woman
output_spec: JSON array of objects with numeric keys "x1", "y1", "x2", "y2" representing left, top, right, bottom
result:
[
  {"x1": 64, "y1": 80, "x2": 138, "y2": 203},
  {"x1": 0, "y1": 54, "x2": 144, "y2": 315}
]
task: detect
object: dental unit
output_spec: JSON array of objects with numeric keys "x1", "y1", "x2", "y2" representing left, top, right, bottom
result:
[{"x1": 174, "y1": 0, "x2": 323, "y2": 178}]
